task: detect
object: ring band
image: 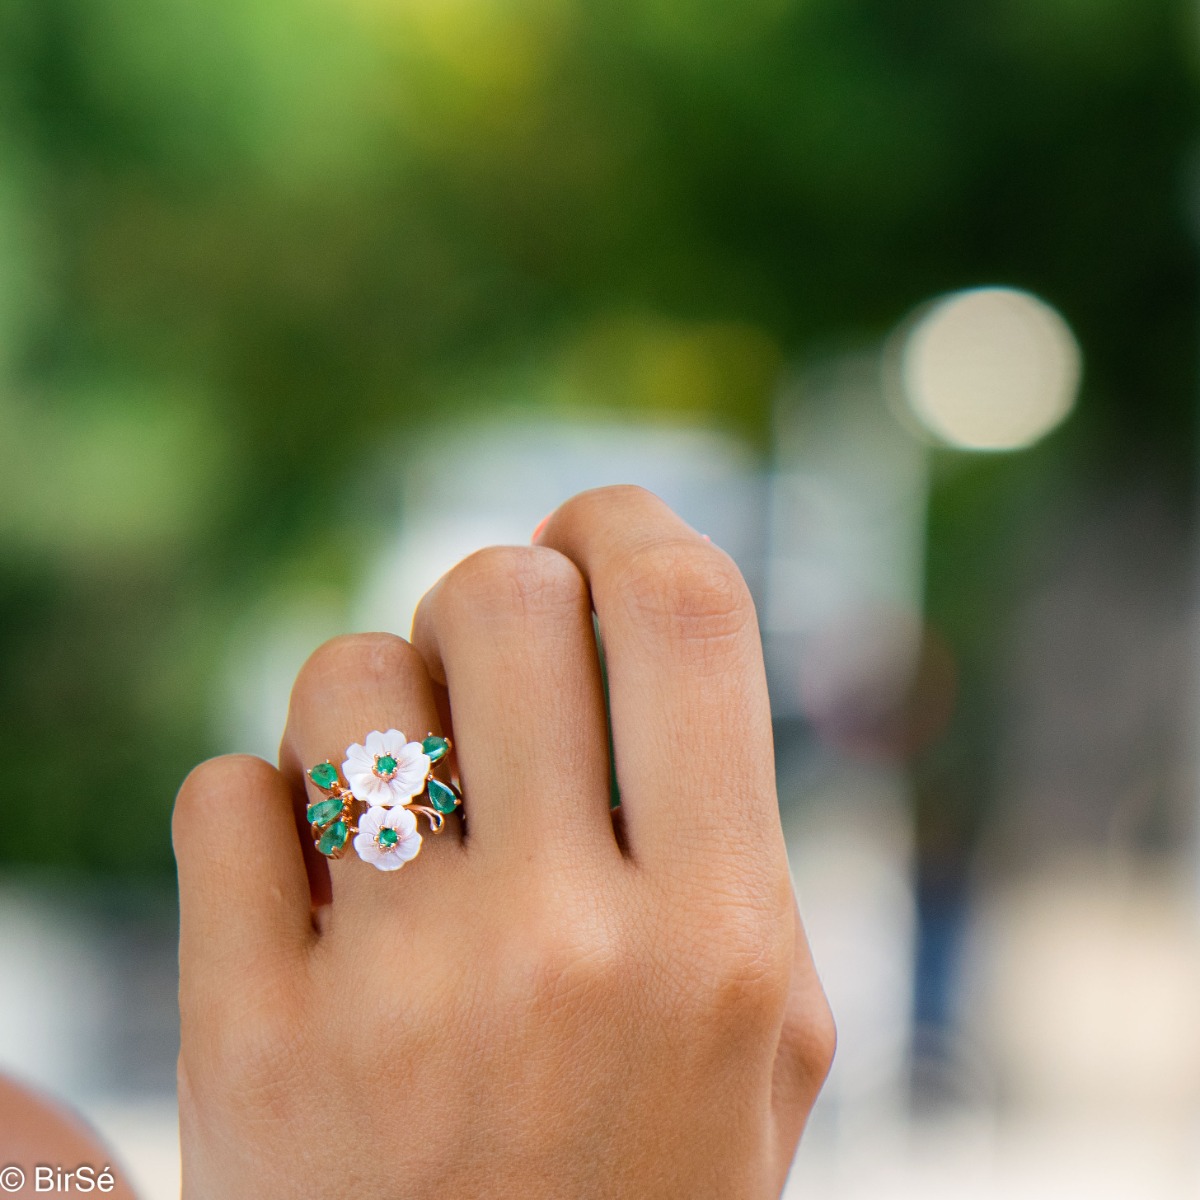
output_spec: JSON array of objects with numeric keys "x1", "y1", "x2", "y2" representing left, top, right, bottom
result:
[{"x1": 306, "y1": 729, "x2": 462, "y2": 871}]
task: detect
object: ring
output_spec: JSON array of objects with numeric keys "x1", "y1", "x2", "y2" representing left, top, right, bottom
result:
[{"x1": 306, "y1": 729, "x2": 462, "y2": 871}]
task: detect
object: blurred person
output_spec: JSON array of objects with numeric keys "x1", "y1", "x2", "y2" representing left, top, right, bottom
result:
[{"x1": 169, "y1": 486, "x2": 834, "y2": 1197}]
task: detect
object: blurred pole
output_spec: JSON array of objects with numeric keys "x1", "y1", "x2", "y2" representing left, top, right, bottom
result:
[{"x1": 769, "y1": 353, "x2": 929, "y2": 1166}]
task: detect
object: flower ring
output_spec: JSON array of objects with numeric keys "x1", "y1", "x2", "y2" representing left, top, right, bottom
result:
[{"x1": 305, "y1": 730, "x2": 462, "y2": 870}]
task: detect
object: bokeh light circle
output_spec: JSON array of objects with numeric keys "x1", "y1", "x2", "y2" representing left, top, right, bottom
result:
[{"x1": 899, "y1": 286, "x2": 1081, "y2": 451}]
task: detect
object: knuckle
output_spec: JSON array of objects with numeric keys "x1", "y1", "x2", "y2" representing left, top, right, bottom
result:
[
  {"x1": 719, "y1": 946, "x2": 790, "y2": 1029},
  {"x1": 779, "y1": 990, "x2": 837, "y2": 1097},
  {"x1": 173, "y1": 754, "x2": 273, "y2": 843},
  {"x1": 802, "y1": 998, "x2": 838, "y2": 1086},
  {"x1": 672, "y1": 904, "x2": 793, "y2": 1031},
  {"x1": 297, "y1": 632, "x2": 421, "y2": 691},
  {"x1": 442, "y1": 545, "x2": 588, "y2": 623},
  {"x1": 616, "y1": 540, "x2": 753, "y2": 644},
  {"x1": 555, "y1": 484, "x2": 658, "y2": 527},
  {"x1": 182, "y1": 979, "x2": 304, "y2": 1115},
  {"x1": 511, "y1": 900, "x2": 635, "y2": 1014},
  {"x1": 708, "y1": 945, "x2": 790, "y2": 1031},
  {"x1": 209, "y1": 999, "x2": 304, "y2": 1118},
  {"x1": 528, "y1": 930, "x2": 630, "y2": 1013}
]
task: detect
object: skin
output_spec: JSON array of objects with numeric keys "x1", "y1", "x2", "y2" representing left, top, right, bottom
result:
[
  {"x1": 0, "y1": 1074, "x2": 137, "y2": 1198},
  {"x1": 174, "y1": 485, "x2": 835, "y2": 1199}
]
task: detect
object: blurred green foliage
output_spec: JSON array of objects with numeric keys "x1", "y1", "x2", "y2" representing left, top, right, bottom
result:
[{"x1": 0, "y1": 0, "x2": 1194, "y2": 875}]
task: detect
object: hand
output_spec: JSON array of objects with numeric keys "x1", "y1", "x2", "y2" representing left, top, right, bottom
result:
[
  {"x1": 174, "y1": 485, "x2": 834, "y2": 1198},
  {"x1": 0, "y1": 1074, "x2": 137, "y2": 1198}
]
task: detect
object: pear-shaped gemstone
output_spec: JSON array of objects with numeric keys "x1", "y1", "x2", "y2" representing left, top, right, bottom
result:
[
  {"x1": 422, "y1": 736, "x2": 450, "y2": 763},
  {"x1": 307, "y1": 798, "x2": 343, "y2": 827},
  {"x1": 316, "y1": 821, "x2": 349, "y2": 857},
  {"x1": 427, "y1": 778, "x2": 459, "y2": 814},
  {"x1": 309, "y1": 763, "x2": 340, "y2": 791}
]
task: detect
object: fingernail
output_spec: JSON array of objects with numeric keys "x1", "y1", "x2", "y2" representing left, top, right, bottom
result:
[{"x1": 531, "y1": 514, "x2": 551, "y2": 544}]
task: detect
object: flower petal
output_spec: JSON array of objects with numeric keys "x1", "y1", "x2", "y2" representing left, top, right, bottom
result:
[
  {"x1": 381, "y1": 729, "x2": 408, "y2": 756},
  {"x1": 357, "y1": 805, "x2": 386, "y2": 837},
  {"x1": 354, "y1": 803, "x2": 422, "y2": 870},
  {"x1": 354, "y1": 830, "x2": 387, "y2": 867},
  {"x1": 345, "y1": 768, "x2": 392, "y2": 805},
  {"x1": 371, "y1": 840, "x2": 420, "y2": 870},
  {"x1": 364, "y1": 730, "x2": 385, "y2": 755},
  {"x1": 381, "y1": 746, "x2": 430, "y2": 799},
  {"x1": 385, "y1": 806, "x2": 419, "y2": 837},
  {"x1": 343, "y1": 744, "x2": 372, "y2": 775},
  {"x1": 387, "y1": 840, "x2": 421, "y2": 866}
]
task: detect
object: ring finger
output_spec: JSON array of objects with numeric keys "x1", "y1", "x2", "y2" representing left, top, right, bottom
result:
[{"x1": 279, "y1": 632, "x2": 460, "y2": 928}]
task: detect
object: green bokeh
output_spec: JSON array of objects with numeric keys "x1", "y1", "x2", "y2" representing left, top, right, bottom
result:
[{"x1": 0, "y1": 0, "x2": 1194, "y2": 877}]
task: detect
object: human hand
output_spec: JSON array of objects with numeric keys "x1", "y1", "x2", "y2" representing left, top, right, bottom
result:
[
  {"x1": 0, "y1": 1074, "x2": 138, "y2": 1199},
  {"x1": 174, "y1": 485, "x2": 834, "y2": 1198}
]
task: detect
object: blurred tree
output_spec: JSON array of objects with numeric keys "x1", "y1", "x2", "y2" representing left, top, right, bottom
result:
[{"x1": 0, "y1": 0, "x2": 1193, "y2": 874}]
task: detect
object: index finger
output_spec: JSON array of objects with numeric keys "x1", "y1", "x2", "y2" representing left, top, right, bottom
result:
[{"x1": 534, "y1": 485, "x2": 783, "y2": 886}]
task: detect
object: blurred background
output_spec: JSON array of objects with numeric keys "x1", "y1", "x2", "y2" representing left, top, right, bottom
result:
[{"x1": 1, "y1": 0, "x2": 1199, "y2": 1195}]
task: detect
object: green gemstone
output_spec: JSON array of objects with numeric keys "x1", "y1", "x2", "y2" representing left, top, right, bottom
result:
[
  {"x1": 309, "y1": 762, "x2": 339, "y2": 791},
  {"x1": 374, "y1": 753, "x2": 398, "y2": 776},
  {"x1": 306, "y1": 798, "x2": 343, "y2": 827},
  {"x1": 316, "y1": 820, "x2": 348, "y2": 857},
  {"x1": 427, "y1": 777, "x2": 459, "y2": 814},
  {"x1": 378, "y1": 827, "x2": 399, "y2": 848},
  {"x1": 422, "y1": 736, "x2": 449, "y2": 763}
]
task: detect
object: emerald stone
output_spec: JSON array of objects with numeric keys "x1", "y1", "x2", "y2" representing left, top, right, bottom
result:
[
  {"x1": 306, "y1": 798, "x2": 343, "y2": 827},
  {"x1": 422, "y1": 736, "x2": 449, "y2": 763},
  {"x1": 427, "y1": 777, "x2": 459, "y2": 814},
  {"x1": 378, "y1": 827, "x2": 399, "y2": 848},
  {"x1": 309, "y1": 762, "x2": 339, "y2": 791},
  {"x1": 316, "y1": 820, "x2": 348, "y2": 857},
  {"x1": 374, "y1": 753, "x2": 398, "y2": 776}
]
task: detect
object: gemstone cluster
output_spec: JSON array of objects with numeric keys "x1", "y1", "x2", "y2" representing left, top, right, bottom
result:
[{"x1": 306, "y1": 729, "x2": 461, "y2": 872}]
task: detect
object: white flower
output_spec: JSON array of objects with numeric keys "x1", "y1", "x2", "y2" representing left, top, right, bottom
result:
[
  {"x1": 342, "y1": 729, "x2": 430, "y2": 807},
  {"x1": 354, "y1": 804, "x2": 422, "y2": 871}
]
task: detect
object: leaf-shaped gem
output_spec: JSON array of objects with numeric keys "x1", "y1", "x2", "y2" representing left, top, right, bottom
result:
[
  {"x1": 316, "y1": 821, "x2": 349, "y2": 857},
  {"x1": 309, "y1": 763, "x2": 340, "y2": 791},
  {"x1": 427, "y1": 777, "x2": 460, "y2": 815},
  {"x1": 307, "y1": 798, "x2": 344, "y2": 826},
  {"x1": 422, "y1": 736, "x2": 450, "y2": 763}
]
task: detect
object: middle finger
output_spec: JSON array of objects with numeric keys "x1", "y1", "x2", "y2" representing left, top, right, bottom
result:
[{"x1": 411, "y1": 544, "x2": 617, "y2": 866}]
